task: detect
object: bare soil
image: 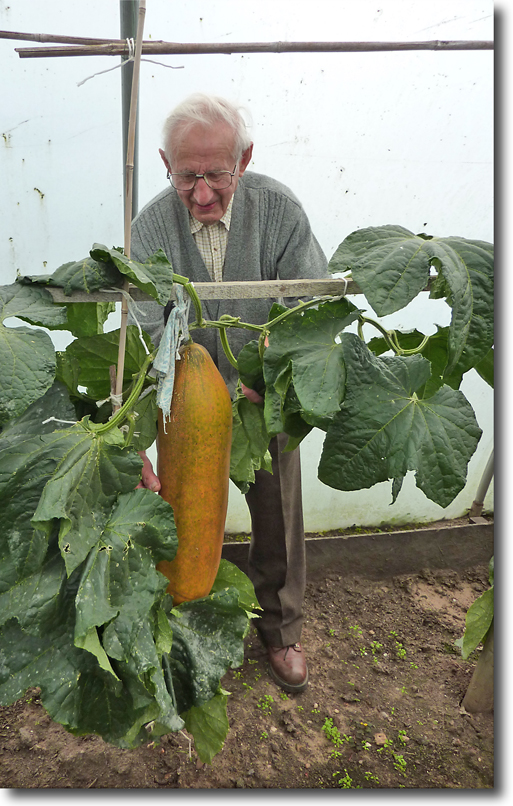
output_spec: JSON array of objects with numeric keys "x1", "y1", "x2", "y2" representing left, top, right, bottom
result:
[{"x1": 0, "y1": 540, "x2": 493, "y2": 790}]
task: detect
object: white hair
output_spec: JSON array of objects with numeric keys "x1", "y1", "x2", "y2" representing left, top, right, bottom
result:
[{"x1": 162, "y1": 93, "x2": 253, "y2": 163}]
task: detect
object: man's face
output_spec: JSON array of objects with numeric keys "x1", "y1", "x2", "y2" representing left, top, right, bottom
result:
[{"x1": 160, "y1": 122, "x2": 253, "y2": 225}]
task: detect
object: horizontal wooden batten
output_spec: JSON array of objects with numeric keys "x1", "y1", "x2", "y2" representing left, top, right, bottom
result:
[{"x1": 46, "y1": 277, "x2": 366, "y2": 303}]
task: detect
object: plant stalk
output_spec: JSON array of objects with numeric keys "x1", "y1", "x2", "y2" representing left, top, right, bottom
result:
[
  {"x1": 218, "y1": 327, "x2": 239, "y2": 369},
  {"x1": 171, "y1": 273, "x2": 204, "y2": 326},
  {"x1": 93, "y1": 350, "x2": 155, "y2": 436}
]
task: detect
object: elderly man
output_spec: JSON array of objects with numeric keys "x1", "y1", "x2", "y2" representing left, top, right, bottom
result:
[{"x1": 132, "y1": 93, "x2": 328, "y2": 693}]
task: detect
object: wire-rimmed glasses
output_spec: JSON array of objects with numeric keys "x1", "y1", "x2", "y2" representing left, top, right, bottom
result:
[{"x1": 168, "y1": 165, "x2": 237, "y2": 191}]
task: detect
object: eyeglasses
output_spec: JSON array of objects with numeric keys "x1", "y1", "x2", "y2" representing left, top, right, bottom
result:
[{"x1": 167, "y1": 165, "x2": 237, "y2": 191}]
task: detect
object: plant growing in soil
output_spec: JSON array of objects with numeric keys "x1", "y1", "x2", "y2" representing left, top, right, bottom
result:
[
  {"x1": 0, "y1": 224, "x2": 493, "y2": 760},
  {"x1": 456, "y1": 556, "x2": 494, "y2": 712}
]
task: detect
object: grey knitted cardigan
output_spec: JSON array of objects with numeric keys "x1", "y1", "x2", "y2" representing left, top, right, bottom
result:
[{"x1": 130, "y1": 170, "x2": 328, "y2": 395}]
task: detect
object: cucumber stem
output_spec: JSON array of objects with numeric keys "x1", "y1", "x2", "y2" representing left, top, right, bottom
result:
[
  {"x1": 218, "y1": 327, "x2": 239, "y2": 369},
  {"x1": 358, "y1": 315, "x2": 431, "y2": 357},
  {"x1": 92, "y1": 350, "x2": 155, "y2": 435},
  {"x1": 171, "y1": 273, "x2": 204, "y2": 327}
]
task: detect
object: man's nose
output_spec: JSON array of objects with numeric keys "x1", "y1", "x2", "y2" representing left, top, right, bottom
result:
[{"x1": 191, "y1": 176, "x2": 215, "y2": 203}]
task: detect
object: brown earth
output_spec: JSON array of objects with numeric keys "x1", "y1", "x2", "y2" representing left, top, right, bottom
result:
[{"x1": 0, "y1": 523, "x2": 493, "y2": 791}]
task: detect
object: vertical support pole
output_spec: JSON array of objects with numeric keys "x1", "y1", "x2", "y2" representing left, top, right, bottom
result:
[
  {"x1": 469, "y1": 449, "x2": 494, "y2": 518},
  {"x1": 120, "y1": 0, "x2": 139, "y2": 218},
  {"x1": 114, "y1": 0, "x2": 146, "y2": 409}
]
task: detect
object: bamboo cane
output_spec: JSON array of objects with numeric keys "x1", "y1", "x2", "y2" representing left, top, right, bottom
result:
[
  {"x1": 9, "y1": 38, "x2": 493, "y2": 57},
  {"x1": 114, "y1": 0, "x2": 146, "y2": 412}
]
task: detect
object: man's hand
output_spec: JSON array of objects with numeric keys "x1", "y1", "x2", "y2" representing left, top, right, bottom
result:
[
  {"x1": 137, "y1": 450, "x2": 161, "y2": 492},
  {"x1": 240, "y1": 334, "x2": 268, "y2": 406},
  {"x1": 241, "y1": 382, "x2": 264, "y2": 406}
]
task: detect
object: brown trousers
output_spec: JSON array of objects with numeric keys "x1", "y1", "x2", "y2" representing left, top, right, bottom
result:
[{"x1": 244, "y1": 433, "x2": 306, "y2": 647}]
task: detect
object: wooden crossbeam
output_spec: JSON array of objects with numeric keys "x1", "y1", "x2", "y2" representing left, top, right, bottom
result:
[{"x1": 45, "y1": 276, "x2": 434, "y2": 304}]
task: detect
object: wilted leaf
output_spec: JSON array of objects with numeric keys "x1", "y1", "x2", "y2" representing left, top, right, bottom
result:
[
  {"x1": 18, "y1": 256, "x2": 123, "y2": 295},
  {"x1": 90, "y1": 245, "x2": 174, "y2": 305}
]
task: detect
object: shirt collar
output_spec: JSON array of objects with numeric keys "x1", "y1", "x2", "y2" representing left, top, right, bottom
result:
[{"x1": 189, "y1": 195, "x2": 234, "y2": 234}]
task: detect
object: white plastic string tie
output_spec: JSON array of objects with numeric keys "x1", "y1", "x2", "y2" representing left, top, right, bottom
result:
[
  {"x1": 77, "y1": 38, "x2": 184, "y2": 86},
  {"x1": 153, "y1": 286, "x2": 191, "y2": 431},
  {"x1": 122, "y1": 289, "x2": 151, "y2": 355},
  {"x1": 41, "y1": 417, "x2": 77, "y2": 426},
  {"x1": 104, "y1": 287, "x2": 150, "y2": 355},
  {"x1": 95, "y1": 391, "x2": 124, "y2": 409}
]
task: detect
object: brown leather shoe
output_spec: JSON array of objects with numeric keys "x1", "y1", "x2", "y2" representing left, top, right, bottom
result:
[{"x1": 267, "y1": 642, "x2": 309, "y2": 693}]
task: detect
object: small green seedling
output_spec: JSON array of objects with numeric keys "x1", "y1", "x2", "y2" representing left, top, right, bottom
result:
[
  {"x1": 393, "y1": 753, "x2": 407, "y2": 775},
  {"x1": 333, "y1": 770, "x2": 358, "y2": 789},
  {"x1": 322, "y1": 717, "x2": 344, "y2": 747},
  {"x1": 395, "y1": 641, "x2": 407, "y2": 660},
  {"x1": 257, "y1": 695, "x2": 274, "y2": 715}
]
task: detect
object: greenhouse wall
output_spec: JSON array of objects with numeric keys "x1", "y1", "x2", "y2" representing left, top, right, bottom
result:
[{"x1": 0, "y1": 0, "x2": 494, "y2": 531}]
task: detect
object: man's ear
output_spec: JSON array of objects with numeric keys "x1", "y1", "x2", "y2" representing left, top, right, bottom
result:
[
  {"x1": 238, "y1": 143, "x2": 254, "y2": 177},
  {"x1": 159, "y1": 148, "x2": 172, "y2": 173}
]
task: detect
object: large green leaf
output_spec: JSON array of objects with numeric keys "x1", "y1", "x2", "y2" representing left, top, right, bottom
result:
[
  {"x1": 19, "y1": 244, "x2": 174, "y2": 307},
  {"x1": 230, "y1": 395, "x2": 272, "y2": 493},
  {"x1": 1, "y1": 282, "x2": 67, "y2": 327},
  {"x1": 318, "y1": 334, "x2": 482, "y2": 508},
  {"x1": 31, "y1": 423, "x2": 143, "y2": 575},
  {"x1": 0, "y1": 284, "x2": 64, "y2": 426},
  {"x1": 9, "y1": 280, "x2": 114, "y2": 340},
  {"x1": 368, "y1": 327, "x2": 467, "y2": 397},
  {"x1": 427, "y1": 237, "x2": 494, "y2": 373},
  {"x1": 86, "y1": 490, "x2": 178, "y2": 647},
  {"x1": 90, "y1": 244, "x2": 175, "y2": 306},
  {"x1": 0, "y1": 479, "x2": 183, "y2": 747},
  {"x1": 0, "y1": 610, "x2": 183, "y2": 746},
  {"x1": 57, "y1": 301, "x2": 116, "y2": 338},
  {"x1": 58, "y1": 326, "x2": 153, "y2": 401},
  {"x1": 237, "y1": 339, "x2": 266, "y2": 397},
  {"x1": 474, "y1": 347, "x2": 494, "y2": 389},
  {"x1": 0, "y1": 431, "x2": 87, "y2": 588},
  {"x1": 329, "y1": 225, "x2": 430, "y2": 312},
  {"x1": 18, "y1": 256, "x2": 123, "y2": 295},
  {"x1": 263, "y1": 298, "x2": 360, "y2": 428},
  {"x1": 129, "y1": 387, "x2": 158, "y2": 452},
  {"x1": 329, "y1": 226, "x2": 494, "y2": 375},
  {"x1": 0, "y1": 395, "x2": 253, "y2": 756},
  {"x1": 457, "y1": 587, "x2": 494, "y2": 660},
  {"x1": 0, "y1": 381, "x2": 76, "y2": 444},
  {"x1": 182, "y1": 692, "x2": 230, "y2": 764},
  {"x1": 369, "y1": 324, "x2": 494, "y2": 396},
  {"x1": 210, "y1": 559, "x2": 261, "y2": 616},
  {"x1": 0, "y1": 384, "x2": 77, "y2": 584},
  {"x1": 168, "y1": 588, "x2": 249, "y2": 714}
]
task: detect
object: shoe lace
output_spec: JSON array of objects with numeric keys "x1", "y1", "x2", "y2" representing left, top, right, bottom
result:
[{"x1": 282, "y1": 642, "x2": 301, "y2": 659}]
